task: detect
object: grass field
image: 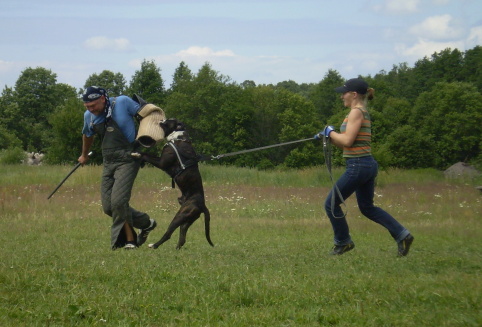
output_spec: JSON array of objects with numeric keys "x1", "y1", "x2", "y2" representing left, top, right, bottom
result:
[{"x1": 0, "y1": 164, "x2": 480, "y2": 326}]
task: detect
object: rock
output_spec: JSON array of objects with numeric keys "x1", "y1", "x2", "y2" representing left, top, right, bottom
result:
[
  {"x1": 25, "y1": 152, "x2": 44, "y2": 166},
  {"x1": 443, "y1": 162, "x2": 480, "y2": 179}
]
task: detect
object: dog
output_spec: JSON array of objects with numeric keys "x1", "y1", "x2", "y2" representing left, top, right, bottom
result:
[{"x1": 132, "y1": 119, "x2": 214, "y2": 250}]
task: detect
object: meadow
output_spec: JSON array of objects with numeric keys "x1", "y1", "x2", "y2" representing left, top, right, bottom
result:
[{"x1": 0, "y1": 163, "x2": 480, "y2": 326}]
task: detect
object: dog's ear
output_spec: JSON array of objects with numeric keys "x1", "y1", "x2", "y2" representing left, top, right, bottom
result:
[
  {"x1": 160, "y1": 119, "x2": 180, "y2": 136},
  {"x1": 176, "y1": 121, "x2": 185, "y2": 131}
]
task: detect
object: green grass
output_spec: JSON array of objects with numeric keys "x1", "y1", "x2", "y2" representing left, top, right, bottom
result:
[{"x1": 0, "y1": 164, "x2": 480, "y2": 326}]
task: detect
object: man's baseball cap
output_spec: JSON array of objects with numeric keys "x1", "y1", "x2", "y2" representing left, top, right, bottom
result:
[
  {"x1": 334, "y1": 78, "x2": 369, "y2": 94},
  {"x1": 82, "y1": 86, "x2": 106, "y2": 102}
]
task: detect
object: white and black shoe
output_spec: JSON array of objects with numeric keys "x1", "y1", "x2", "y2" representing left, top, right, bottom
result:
[
  {"x1": 137, "y1": 219, "x2": 157, "y2": 246},
  {"x1": 124, "y1": 242, "x2": 137, "y2": 250}
]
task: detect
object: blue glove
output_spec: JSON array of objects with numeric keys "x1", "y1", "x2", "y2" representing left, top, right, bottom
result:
[{"x1": 314, "y1": 126, "x2": 334, "y2": 139}]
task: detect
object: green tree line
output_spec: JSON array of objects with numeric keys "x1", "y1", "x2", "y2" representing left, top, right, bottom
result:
[{"x1": 0, "y1": 47, "x2": 481, "y2": 170}]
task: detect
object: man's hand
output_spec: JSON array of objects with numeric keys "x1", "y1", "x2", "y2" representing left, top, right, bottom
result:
[{"x1": 78, "y1": 154, "x2": 91, "y2": 165}]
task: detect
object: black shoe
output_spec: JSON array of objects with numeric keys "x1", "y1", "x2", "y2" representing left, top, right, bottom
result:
[
  {"x1": 330, "y1": 242, "x2": 355, "y2": 255},
  {"x1": 137, "y1": 219, "x2": 157, "y2": 246},
  {"x1": 397, "y1": 234, "x2": 414, "y2": 257}
]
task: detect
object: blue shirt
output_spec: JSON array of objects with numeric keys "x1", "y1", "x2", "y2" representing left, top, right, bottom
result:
[{"x1": 82, "y1": 95, "x2": 141, "y2": 143}]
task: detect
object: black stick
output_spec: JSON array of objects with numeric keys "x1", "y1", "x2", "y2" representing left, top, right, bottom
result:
[{"x1": 47, "y1": 152, "x2": 92, "y2": 199}]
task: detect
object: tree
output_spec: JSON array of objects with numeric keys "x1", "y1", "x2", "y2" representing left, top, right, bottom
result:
[
  {"x1": 410, "y1": 82, "x2": 482, "y2": 168},
  {"x1": 411, "y1": 48, "x2": 465, "y2": 100},
  {"x1": 370, "y1": 97, "x2": 412, "y2": 146},
  {"x1": 241, "y1": 87, "x2": 321, "y2": 168},
  {"x1": 179, "y1": 63, "x2": 230, "y2": 144},
  {"x1": 461, "y1": 46, "x2": 482, "y2": 90},
  {"x1": 45, "y1": 97, "x2": 87, "y2": 164},
  {"x1": 0, "y1": 86, "x2": 22, "y2": 150},
  {"x1": 376, "y1": 125, "x2": 434, "y2": 168},
  {"x1": 277, "y1": 93, "x2": 324, "y2": 168},
  {"x1": 83, "y1": 70, "x2": 126, "y2": 96},
  {"x1": 14, "y1": 67, "x2": 57, "y2": 150},
  {"x1": 430, "y1": 48, "x2": 464, "y2": 82},
  {"x1": 10, "y1": 67, "x2": 77, "y2": 151},
  {"x1": 169, "y1": 61, "x2": 194, "y2": 94},
  {"x1": 240, "y1": 80, "x2": 256, "y2": 89},
  {"x1": 164, "y1": 62, "x2": 195, "y2": 121},
  {"x1": 127, "y1": 59, "x2": 165, "y2": 105},
  {"x1": 0, "y1": 126, "x2": 22, "y2": 150},
  {"x1": 308, "y1": 69, "x2": 345, "y2": 122}
]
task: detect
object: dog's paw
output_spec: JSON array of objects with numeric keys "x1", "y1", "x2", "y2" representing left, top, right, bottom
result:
[
  {"x1": 148, "y1": 243, "x2": 155, "y2": 249},
  {"x1": 131, "y1": 152, "x2": 141, "y2": 158}
]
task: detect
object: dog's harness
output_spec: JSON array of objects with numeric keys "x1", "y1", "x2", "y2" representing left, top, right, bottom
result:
[{"x1": 165, "y1": 131, "x2": 199, "y2": 188}]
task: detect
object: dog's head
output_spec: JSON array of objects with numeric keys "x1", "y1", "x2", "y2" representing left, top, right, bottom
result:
[{"x1": 159, "y1": 118, "x2": 185, "y2": 137}]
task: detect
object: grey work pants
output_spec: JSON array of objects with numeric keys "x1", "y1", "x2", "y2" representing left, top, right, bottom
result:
[{"x1": 101, "y1": 155, "x2": 150, "y2": 249}]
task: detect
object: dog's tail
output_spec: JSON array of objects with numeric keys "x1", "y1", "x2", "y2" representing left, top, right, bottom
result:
[{"x1": 203, "y1": 206, "x2": 214, "y2": 247}]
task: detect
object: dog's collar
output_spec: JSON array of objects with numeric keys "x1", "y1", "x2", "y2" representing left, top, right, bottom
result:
[{"x1": 167, "y1": 131, "x2": 186, "y2": 142}]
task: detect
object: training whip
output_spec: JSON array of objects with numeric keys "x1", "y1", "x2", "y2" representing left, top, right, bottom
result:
[{"x1": 47, "y1": 152, "x2": 92, "y2": 199}]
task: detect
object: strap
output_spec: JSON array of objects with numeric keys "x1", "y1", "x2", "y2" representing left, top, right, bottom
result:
[
  {"x1": 166, "y1": 141, "x2": 199, "y2": 188},
  {"x1": 168, "y1": 141, "x2": 186, "y2": 170}
]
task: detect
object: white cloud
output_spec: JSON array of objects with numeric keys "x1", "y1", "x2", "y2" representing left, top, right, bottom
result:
[
  {"x1": 409, "y1": 15, "x2": 464, "y2": 40},
  {"x1": 131, "y1": 46, "x2": 333, "y2": 86},
  {"x1": 467, "y1": 25, "x2": 482, "y2": 47},
  {"x1": 83, "y1": 36, "x2": 132, "y2": 51},
  {"x1": 176, "y1": 46, "x2": 235, "y2": 58},
  {"x1": 374, "y1": 0, "x2": 420, "y2": 14},
  {"x1": 0, "y1": 59, "x2": 15, "y2": 74},
  {"x1": 396, "y1": 38, "x2": 464, "y2": 58},
  {"x1": 386, "y1": 0, "x2": 419, "y2": 13}
]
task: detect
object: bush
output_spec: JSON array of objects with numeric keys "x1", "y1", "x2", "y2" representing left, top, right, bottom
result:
[{"x1": 0, "y1": 147, "x2": 26, "y2": 165}]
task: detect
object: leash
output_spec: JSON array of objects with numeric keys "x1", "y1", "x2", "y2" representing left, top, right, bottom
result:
[
  {"x1": 164, "y1": 129, "x2": 346, "y2": 219},
  {"x1": 323, "y1": 131, "x2": 347, "y2": 219},
  {"x1": 201, "y1": 138, "x2": 315, "y2": 161},
  {"x1": 197, "y1": 132, "x2": 346, "y2": 218}
]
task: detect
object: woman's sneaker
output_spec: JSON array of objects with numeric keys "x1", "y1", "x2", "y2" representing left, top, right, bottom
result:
[
  {"x1": 137, "y1": 219, "x2": 157, "y2": 246},
  {"x1": 330, "y1": 242, "x2": 355, "y2": 255},
  {"x1": 397, "y1": 234, "x2": 414, "y2": 257}
]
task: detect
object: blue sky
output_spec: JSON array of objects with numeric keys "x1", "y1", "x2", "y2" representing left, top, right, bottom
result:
[{"x1": 1, "y1": 0, "x2": 481, "y2": 90}]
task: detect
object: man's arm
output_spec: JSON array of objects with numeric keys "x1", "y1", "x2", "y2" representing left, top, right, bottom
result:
[{"x1": 78, "y1": 134, "x2": 94, "y2": 165}]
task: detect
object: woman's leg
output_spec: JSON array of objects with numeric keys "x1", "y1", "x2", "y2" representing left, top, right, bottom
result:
[
  {"x1": 325, "y1": 161, "x2": 360, "y2": 246},
  {"x1": 355, "y1": 159, "x2": 410, "y2": 242}
]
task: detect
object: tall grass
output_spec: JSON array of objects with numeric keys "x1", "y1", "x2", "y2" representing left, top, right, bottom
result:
[{"x1": 0, "y1": 164, "x2": 480, "y2": 326}]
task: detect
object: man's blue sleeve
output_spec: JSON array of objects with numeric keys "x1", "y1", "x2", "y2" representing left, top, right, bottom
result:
[
  {"x1": 116, "y1": 95, "x2": 141, "y2": 117},
  {"x1": 82, "y1": 110, "x2": 94, "y2": 136}
]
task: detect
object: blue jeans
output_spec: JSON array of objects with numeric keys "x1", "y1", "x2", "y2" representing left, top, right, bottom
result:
[{"x1": 325, "y1": 156, "x2": 410, "y2": 246}]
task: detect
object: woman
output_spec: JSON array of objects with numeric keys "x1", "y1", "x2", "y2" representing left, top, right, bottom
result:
[{"x1": 318, "y1": 78, "x2": 414, "y2": 256}]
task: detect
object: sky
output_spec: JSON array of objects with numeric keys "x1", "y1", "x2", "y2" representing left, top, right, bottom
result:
[{"x1": 1, "y1": 0, "x2": 481, "y2": 91}]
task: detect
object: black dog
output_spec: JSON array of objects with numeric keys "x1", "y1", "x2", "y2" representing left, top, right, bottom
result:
[{"x1": 133, "y1": 119, "x2": 214, "y2": 250}]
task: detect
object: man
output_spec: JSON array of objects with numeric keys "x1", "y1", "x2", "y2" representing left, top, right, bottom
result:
[{"x1": 78, "y1": 86, "x2": 157, "y2": 249}]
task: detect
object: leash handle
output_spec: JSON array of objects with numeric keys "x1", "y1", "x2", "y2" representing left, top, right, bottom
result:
[{"x1": 323, "y1": 130, "x2": 347, "y2": 219}]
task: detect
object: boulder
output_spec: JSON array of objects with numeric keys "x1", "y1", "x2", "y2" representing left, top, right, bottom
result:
[{"x1": 443, "y1": 162, "x2": 480, "y2": 179}]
